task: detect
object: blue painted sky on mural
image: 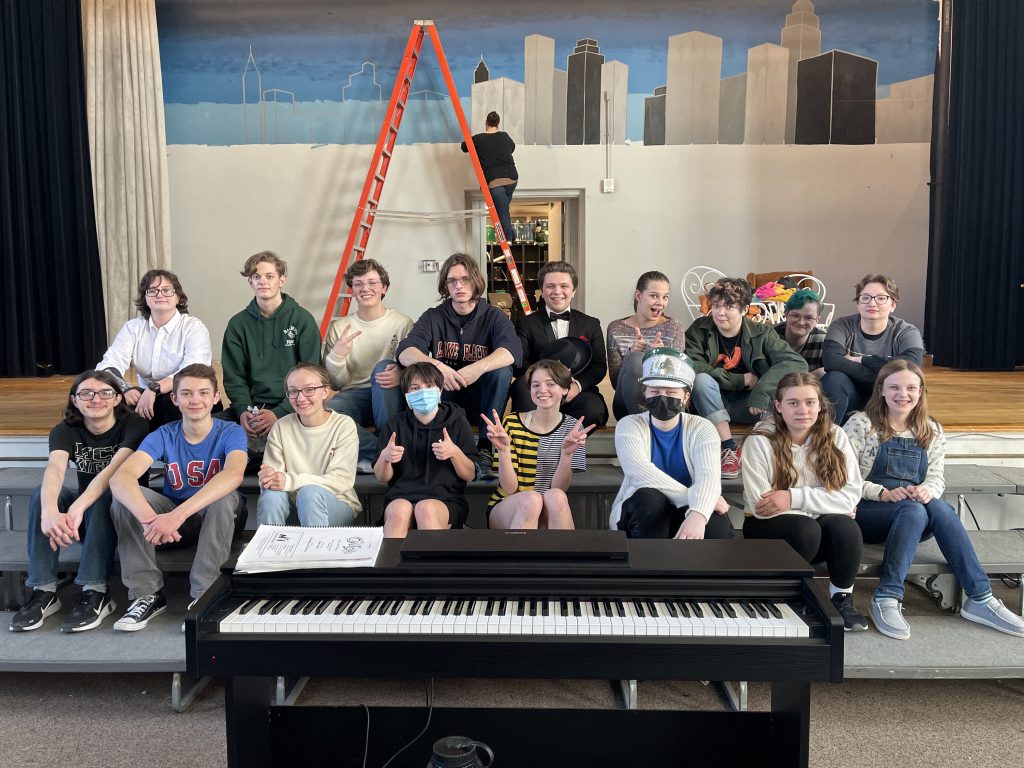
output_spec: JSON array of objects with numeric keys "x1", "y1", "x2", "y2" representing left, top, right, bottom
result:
[{"x1": 156, "y1": 0, "x2": 939, "y2": 104}]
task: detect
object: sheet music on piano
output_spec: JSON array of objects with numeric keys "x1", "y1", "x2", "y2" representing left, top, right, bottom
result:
[{"x1": 234, "y1": 525, "x2": 383, "y2": 574}]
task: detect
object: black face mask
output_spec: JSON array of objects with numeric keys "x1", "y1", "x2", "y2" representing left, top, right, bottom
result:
[{"x1": 645, "y1": 395, "x2": 685, "y2": 420}]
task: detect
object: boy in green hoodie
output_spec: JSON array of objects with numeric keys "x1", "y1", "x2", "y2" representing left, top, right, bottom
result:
[{"x1": 220, "y1": 252, "x2": 321, "y2": 450}]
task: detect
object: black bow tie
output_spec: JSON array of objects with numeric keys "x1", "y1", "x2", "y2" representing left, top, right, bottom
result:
[{"x1": 546, "y1": 311, "x2": 571, "y2": 322}]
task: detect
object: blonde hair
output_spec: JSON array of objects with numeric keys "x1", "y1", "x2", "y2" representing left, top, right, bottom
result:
[
  {"x1": 752, "y1": 372, "x2": 848, "y2": 492},
  {"x1": 863, "y1": 359, "x2": 936, "y2": 449}
]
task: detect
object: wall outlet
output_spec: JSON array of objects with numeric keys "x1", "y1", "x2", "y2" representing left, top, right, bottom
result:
[
  {"x1": 601, "y1": 178, "x2": 615, "y2": 193},
  {"x1": 419, "y1": 259, "x2": 439, "y2": 272}
]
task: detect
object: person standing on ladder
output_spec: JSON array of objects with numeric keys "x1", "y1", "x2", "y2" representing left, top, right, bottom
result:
[{"x1": 461, "y1": 111, "x2": 518, "y2": 243}]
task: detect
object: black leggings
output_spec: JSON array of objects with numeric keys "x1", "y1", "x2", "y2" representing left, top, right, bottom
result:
[
  {"x1": 618, "y1": 487, "x2": 734, "y2": 540},
  {"x1": 743, "y1": 514, "x2": 862, "y2": 589}
]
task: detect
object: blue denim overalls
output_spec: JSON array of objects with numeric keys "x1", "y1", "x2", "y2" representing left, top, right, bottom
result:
[{"x1": 856, "y1": 436, "x2": 989, "y2": 601}]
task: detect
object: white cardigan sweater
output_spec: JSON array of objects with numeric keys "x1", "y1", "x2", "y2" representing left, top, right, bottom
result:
[{"x1": 609, "y1": 412, "x2": 722, "y2": 529}]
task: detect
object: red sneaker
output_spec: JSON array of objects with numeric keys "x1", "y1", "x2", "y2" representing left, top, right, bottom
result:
[{"x1": 721, "y1": 447, "x2": 741, "y2": 478}]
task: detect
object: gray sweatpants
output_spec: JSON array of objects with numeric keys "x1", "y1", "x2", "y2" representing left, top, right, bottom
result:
[{"x1": 111, "y1": 486, "x2": 240, "y2": 600}]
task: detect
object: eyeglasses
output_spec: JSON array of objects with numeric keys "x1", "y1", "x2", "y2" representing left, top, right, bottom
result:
[
  {"x1": 857, "y1": 294, "x2": 892, "y2": 305},
  {"x1": 145, "y1": 287, "x2": 177, "y2": 297},
  {"x1": 445, "y1": 277, "x2": 471, "y2": 288},
  {"x1": 351, "y1": 280, "x2": 383, "y2": 290},
  {"x1": 286, "y1": 385, "x2": 328, "y2": 400},
  {"x1": 76, "y1": 389, "x2": 118, "y2": 401}
]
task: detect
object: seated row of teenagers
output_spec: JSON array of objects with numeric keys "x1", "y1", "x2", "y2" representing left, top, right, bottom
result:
[{"x1": 10, "y1": 253, "x2": 1022, "y2": 646}]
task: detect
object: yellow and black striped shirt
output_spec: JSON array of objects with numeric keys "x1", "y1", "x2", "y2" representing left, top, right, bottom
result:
[{"x1": 487, "y1": 412, "x2": 587, "y2": 509}]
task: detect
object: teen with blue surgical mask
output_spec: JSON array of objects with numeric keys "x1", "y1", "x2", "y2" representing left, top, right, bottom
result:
[{"x1": 374, "y1": 362, "x2": 478, "y2": 537}]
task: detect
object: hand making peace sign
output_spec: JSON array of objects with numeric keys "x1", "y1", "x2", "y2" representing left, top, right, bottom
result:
[
  {"x1": 330, "y1": 326, "x2": 363, "y2": 358},
  {"x1": 480, "y1": 409, "x2": 510, "y2": 452},
  {"x1": 561, "y1": 417, "x2": 597, "y2": 457}
]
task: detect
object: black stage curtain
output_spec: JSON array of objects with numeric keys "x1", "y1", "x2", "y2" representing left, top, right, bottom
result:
[
  {"x1": 925, "y1": 0, "x2": 1024, "y2": 369},
  {"x1": 0, "y1": 0, "x2": 106, "y2": 376}
]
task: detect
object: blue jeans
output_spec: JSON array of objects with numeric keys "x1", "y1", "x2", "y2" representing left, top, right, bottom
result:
[
  {"x1": 327, "y1": 359, "x2": 405, "y2": 462},
  {"x1": 857, "y1": 497, "x2": 991, "y2": 601},
  {"x1": 490, "y1": 182, "x2": 517, "y2": 243},
  {"x1": 27, "y1": 487, "x2": 116, "y2": 590},
  {"x1": 443, "y1": 365, "x2": 514, "y2": 442},
  {"x1": 821, "y1": 370, "x2": 870, "y2": 426},
  {"x1": 257, "y1": 487, "x2": 356, "y2": 527},
  {"x1": 690, "y1": 373, "x2": 759, "y2": 426}
]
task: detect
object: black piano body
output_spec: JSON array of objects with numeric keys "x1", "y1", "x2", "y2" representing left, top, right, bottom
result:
[{"x1": 188, "y1": 535, "x2": 843, "y2": 768}]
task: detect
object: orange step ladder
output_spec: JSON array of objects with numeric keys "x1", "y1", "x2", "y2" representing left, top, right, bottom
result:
[{"x1": 320, "y1": 20, "x2": 532, "y2": 336}]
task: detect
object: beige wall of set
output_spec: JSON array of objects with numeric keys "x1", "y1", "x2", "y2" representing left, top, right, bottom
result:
[{"x1": 167, "y1": 142, "x2": 931, "y2": 355}]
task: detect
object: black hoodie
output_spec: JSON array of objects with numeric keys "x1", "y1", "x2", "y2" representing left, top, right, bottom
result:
[{"x1": 376, "y1": 402, "x2": 479, "y2": 523}]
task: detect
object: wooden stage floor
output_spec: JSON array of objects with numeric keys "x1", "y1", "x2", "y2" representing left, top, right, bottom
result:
[{"x1": 1, "y1": 365, "x2": 1022, "y2": 436}]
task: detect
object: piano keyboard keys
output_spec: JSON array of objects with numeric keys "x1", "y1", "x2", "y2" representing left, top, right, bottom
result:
[{"x1": 216, "y1": 597, "x2": 811, "y2": 638}]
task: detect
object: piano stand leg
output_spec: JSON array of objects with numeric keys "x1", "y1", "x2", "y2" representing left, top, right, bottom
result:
[
  {"x1": 275, "y1": 676, "x2": 309, "y2": 706},
  {"x1": 171, "y1": 672, "x2": 212, "y2": 713},
  {"x1": 618, "y1": 679, "x2": 638, "y2": 710},
  {"x1": 721, "y1": 680, "x2": 748, "y2": 712}
]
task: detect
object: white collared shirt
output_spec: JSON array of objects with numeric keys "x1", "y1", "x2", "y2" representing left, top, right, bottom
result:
[
  {"x1": 97, "y1": 311, "x2": 212, "y2": 386},
  {"x1": 547, "y1": 307, "x2": 569, "y2": 340}
]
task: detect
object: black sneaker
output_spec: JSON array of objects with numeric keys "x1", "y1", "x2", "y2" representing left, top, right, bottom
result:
[
  {"x1": 476, "y1": 448, "x2": 496, "y2": 480},
  {"x1": 831, "y1": 592, "x2": 869, "y2": 632},
  {"x1": 61, "y1": 590, "x2": 116, "y2": 633},
  {"x1": 9, "y1": 590, "x2": 61, "y2": 632},
  {"x1": 113, "y1": 591, "x2": 167, "y2": 632}
]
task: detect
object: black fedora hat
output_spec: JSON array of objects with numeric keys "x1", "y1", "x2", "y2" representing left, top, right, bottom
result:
[{"x1": 538, "y1": 336, "x2": 592, "y2": 375}]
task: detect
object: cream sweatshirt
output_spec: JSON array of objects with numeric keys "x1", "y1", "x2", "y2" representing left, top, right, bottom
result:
[
  {"x1": 322, "y1": 309, "x2": 413, "y2": 390},
  {"x1": 262, "y1": 411, "x2": 361, "y2": 511}
]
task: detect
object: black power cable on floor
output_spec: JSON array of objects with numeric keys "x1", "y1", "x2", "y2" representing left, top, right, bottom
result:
[{"x1": 358, "y1": 678, "x2": 435, "y2": 768}]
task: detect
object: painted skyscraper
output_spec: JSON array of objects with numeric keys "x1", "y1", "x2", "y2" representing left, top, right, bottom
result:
[
  {"x1": 744, "y1": 43, "x2": 790, "y2": 144},
  {"x1": 474, "y1": 57, "x2": 490, "y2": 84},
  {"x1": 472, "y1": 77, "x2": 526, "y2": 144},
  {"x1": 524, "y1": 35, "x2": 555, "y2": 145},
  {"x1": 600, "y1": 60, "x2": 629, "y2": 145},
  {"x1": 566, "y1": 38, "x2": 604, "y2": 145},
  {"x1": 644, "y1": 86, "x2": 667, "y2": 145},
  {"x1": 780, "y1": 0, "x2": 822, "y2": 143},
  {"x1": 552, "y1": 69, "x2": 568, "y2": 144},
  {"x1": 665, "y1": 31, "x2": 723, "y2": 145},
  {"x1": 795, "y1": 50, "x2": 877, "y2": 145}
]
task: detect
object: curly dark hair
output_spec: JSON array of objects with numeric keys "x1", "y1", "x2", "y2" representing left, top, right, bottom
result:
[
  {"x1": 706, "y1": 277, "x2": 753, "y2": 309},
  {"x1": 134, "y1": 270, "x2": 188, "y2": 318}
]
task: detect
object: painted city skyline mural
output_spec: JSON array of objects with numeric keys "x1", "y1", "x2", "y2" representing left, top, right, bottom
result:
[{"x1": 157, "y1": 0, "x2": 939, "y2": 146}]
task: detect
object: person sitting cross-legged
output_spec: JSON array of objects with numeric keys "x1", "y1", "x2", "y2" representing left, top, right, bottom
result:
[
  {"x1": 109, "y1": 364, "x2": 247, "y2": 631},
  {"x1": 610, "y1": 348, "x2": 733, "y2": 541},
  {"x1": 256, "y1": 363, "x2": 361, "y2": 528}
]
